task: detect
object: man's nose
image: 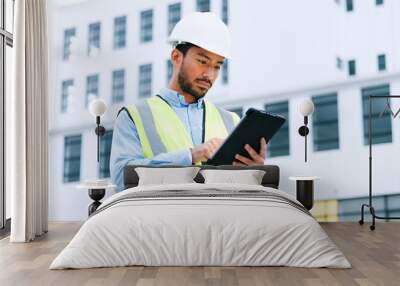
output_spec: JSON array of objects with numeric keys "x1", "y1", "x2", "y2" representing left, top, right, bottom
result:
[{"x1": 202, "y1": 67, "x2": 216, "y2": 81}]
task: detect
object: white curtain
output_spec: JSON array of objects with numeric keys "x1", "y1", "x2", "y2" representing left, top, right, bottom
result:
[{"x1": 8, "y1": 0, "x2": 49, "y2": 242}]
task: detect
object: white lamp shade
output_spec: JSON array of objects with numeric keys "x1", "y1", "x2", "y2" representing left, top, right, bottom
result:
[
  {"x1": 89, "y1": 98, "x2": 107, "y2": 117},
  {"x1": 298, "y1": 99, "x2": 315, "y2": 116}
]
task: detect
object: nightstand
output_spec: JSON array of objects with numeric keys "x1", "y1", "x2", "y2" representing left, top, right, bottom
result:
[
  {"x1": 77, "y1": 180, "x2": 116, "y2": 216},
  {"x1": 289, "y1": 176, "x2": 320, "y2": 210}
]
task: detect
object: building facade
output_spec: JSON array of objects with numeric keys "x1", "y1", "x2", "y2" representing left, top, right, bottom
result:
[{"x1": 48, "y1": 0, "x2": 400, "y2": 221}]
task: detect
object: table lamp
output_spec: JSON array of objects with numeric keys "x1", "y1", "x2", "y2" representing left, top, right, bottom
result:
[
  {"x1": 88, "y1": 98, "x2": 107, "y2": 163},
  {"x1": 80, "y1": 98, "x2": 109, "y2": 215},
  {"x1": 298, "y1": 99, "x2": 315, "y2": 162}
]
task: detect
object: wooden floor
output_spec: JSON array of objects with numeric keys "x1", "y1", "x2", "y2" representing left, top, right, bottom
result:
[{"x1": 0, "y1": 222, "x2": 399, "y2": 286}]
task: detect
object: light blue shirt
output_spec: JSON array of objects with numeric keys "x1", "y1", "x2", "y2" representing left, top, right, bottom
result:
[{"x1": 110, "y1": 88, "x2": 205, "y2": 192}]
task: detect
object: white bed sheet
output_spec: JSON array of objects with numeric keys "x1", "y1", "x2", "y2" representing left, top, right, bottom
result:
[{"x1": 50, "y1": 183, "x2": 351, "y2": 269}]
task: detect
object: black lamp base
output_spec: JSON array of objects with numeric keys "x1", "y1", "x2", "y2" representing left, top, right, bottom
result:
[
  {"x1": 296, "y1": 180, "x2": 314, "y2": 210},
  {"x1": 88, "y1": 188, "x2": 105, "y2": 216}
]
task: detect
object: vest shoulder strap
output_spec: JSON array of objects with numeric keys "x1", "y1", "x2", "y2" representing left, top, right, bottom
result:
[{"x1": 125, "y1": 103, "x2": 154, "y2": 158}]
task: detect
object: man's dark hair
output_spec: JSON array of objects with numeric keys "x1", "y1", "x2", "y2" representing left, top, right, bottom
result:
[{"x1": 175, "y1": 42, "x2": 198, "y2": 56}]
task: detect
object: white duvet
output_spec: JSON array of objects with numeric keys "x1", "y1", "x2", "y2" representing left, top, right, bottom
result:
[{"x1": 50, "y1": 183, "x2": 351, "y2": 269}]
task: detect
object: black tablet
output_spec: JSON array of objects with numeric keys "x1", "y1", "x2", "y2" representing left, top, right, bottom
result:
[{"x1": 205, "y1": 108, "x2": 286, "y2": 165}]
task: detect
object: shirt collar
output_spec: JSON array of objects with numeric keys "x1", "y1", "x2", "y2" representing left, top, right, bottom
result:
[{"x1": 158, "y1": 87, "x2": 204, "y2": 109}]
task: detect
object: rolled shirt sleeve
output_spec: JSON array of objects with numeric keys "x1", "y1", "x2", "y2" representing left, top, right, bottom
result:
[{"x1": 110, "y1": 109, "x2": 192, "y2": 192}]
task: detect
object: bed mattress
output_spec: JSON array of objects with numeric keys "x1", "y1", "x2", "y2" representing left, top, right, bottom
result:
[{"x1": 50, "y1": 183, "x2": 351, "y2": 269}]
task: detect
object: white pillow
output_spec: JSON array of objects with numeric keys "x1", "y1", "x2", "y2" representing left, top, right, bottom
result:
[
  {"x1": 135, "y1": 167, "x2": 200, "y2": 186},
  {"x1": 200, "y1": 169, "x2": 266, "y2": 185}
]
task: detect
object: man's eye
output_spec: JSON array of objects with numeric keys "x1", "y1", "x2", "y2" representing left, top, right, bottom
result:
[
  {"x1": 215, "y1": 66, "x2": 221, "y2": 70},
  {"x1": 197, "y1": 59, "x2": 207, "y2": 65}
]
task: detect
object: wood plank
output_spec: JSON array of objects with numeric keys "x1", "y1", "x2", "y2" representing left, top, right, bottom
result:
[{"x1": 0, "y1": 222, "x2": 399, "y2": 286}]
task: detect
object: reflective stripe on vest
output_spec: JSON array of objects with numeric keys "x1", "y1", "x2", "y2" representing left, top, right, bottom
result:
[
  {"x1": 125, "y1": 104, "x2": 154, "y2": 158},
  {"x1": 126, "y1": 96, "x2": 240, "y2": 162},
  {"x1": 129, "y1": 101, "x2": 167, "y2": 156}
]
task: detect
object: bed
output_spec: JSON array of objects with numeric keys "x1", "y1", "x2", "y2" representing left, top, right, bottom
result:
[{"x1": 50, "y1": 165, "x2": 350, "y2": 269}]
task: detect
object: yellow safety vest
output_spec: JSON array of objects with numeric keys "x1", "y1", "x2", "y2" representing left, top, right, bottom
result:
[{"x1": 125, "y1": 96, "x2": 240, "y2": 165}]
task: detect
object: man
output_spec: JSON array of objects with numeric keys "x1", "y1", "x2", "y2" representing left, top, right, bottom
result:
[{"x1": 110, "y1": 12, "x2": 266, "y2": 192}]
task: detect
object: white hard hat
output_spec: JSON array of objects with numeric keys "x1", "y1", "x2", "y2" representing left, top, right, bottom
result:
[{"x1": 168, "y1": 12, "x2": 231, "y2": 59}]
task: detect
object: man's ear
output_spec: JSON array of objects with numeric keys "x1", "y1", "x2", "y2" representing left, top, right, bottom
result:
[{"x1": 171, "y1": 49, "x2": 183, "y2": 66}]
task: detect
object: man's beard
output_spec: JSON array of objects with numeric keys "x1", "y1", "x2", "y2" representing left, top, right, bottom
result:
[{"x1": 178, "y1": 66, "x2": 212, "y2": 101}]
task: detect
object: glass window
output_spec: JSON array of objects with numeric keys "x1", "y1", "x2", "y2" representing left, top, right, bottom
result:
[
  {"x1": 139, "y1": 63, "x2": 152, "y2": 98},
  {"x1": 377, "y1": 54, "x2": 386, "y2": 71},
  {"x1": 222, "y1": 0, "x2": 228, "y2": 24},
  {"x1": 362, "y1": 84, "x2": 392, "y2": 145},
  {"x1": 63, "y1": 135, "x2": 82, "y2": 183},
  {"x1": 336, "y1": 57, "x2": 342, "y2": 70},
  {"x1": 339, "y1": 194, "x2": 400, "y2": 220},
  {"x1": 88, "y1": 22, "x2": 101, "y2": 55},
  {"x1": 168, "y1": 3, "x2": 181, "y2": 36},
  {"x1": 0, "y1": 2, "x2": 3, "y2": 229},
  {"x1": 346, "y1": 0, "x2": 353, "y2": 12},
  {"x1": 112, "y1": 69, "x2": 125, "y2": 103},
  {"x1": 222, "y1": 60, "x2": 229, "y2": 84},
  {"x1": 312, "y1": 93, "x2": 340, "y2": 151},
  {"x1": 222, "y1": 0, "x2": 229, "y2": 25},
  {"x1": 166, "y1": 59, "x2": 173, "y2": 84},
  {"x1": 338, "y1": 196, "x2": 386, "y2": 222},
  {"x1": 63, "y1": 28, "x2": 76, "y2": 60},
  {"x1": 61, "y1": 79, "x2": 74, "y2": 113},
  {"x1": 1, "y1": 0, "x2": 15, "y2": 228},
  {"x1": 5, "y1": 46, "x2": 13, "y2": 221},
  {"x1": 114, "y1": 16, "x2": 126, "y2": 49},
  {"x1": 99, "y1": 130, "x2": 113, "y2": 178},
  {"x1": 197, "y1": 0, "x2": 210, "y2": 12},
  {"x1": 140, "y1": 9, "x2": 153, "y2": 43},
  {"x1": 387, "y1": 194, "x2": 400, "y2": 217},
  {"x1": 387, "y1": 194, "x2": 400, "y2": 210},
  {"x1": 86, "y1": 74, "x2": 99, "y2": 108},
  {"x1": 264, "y1": 101, "x2": 290, "y2": 157},
  {"x1": 348, "y1": 59, "x2": 356, "y2": 76}
]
